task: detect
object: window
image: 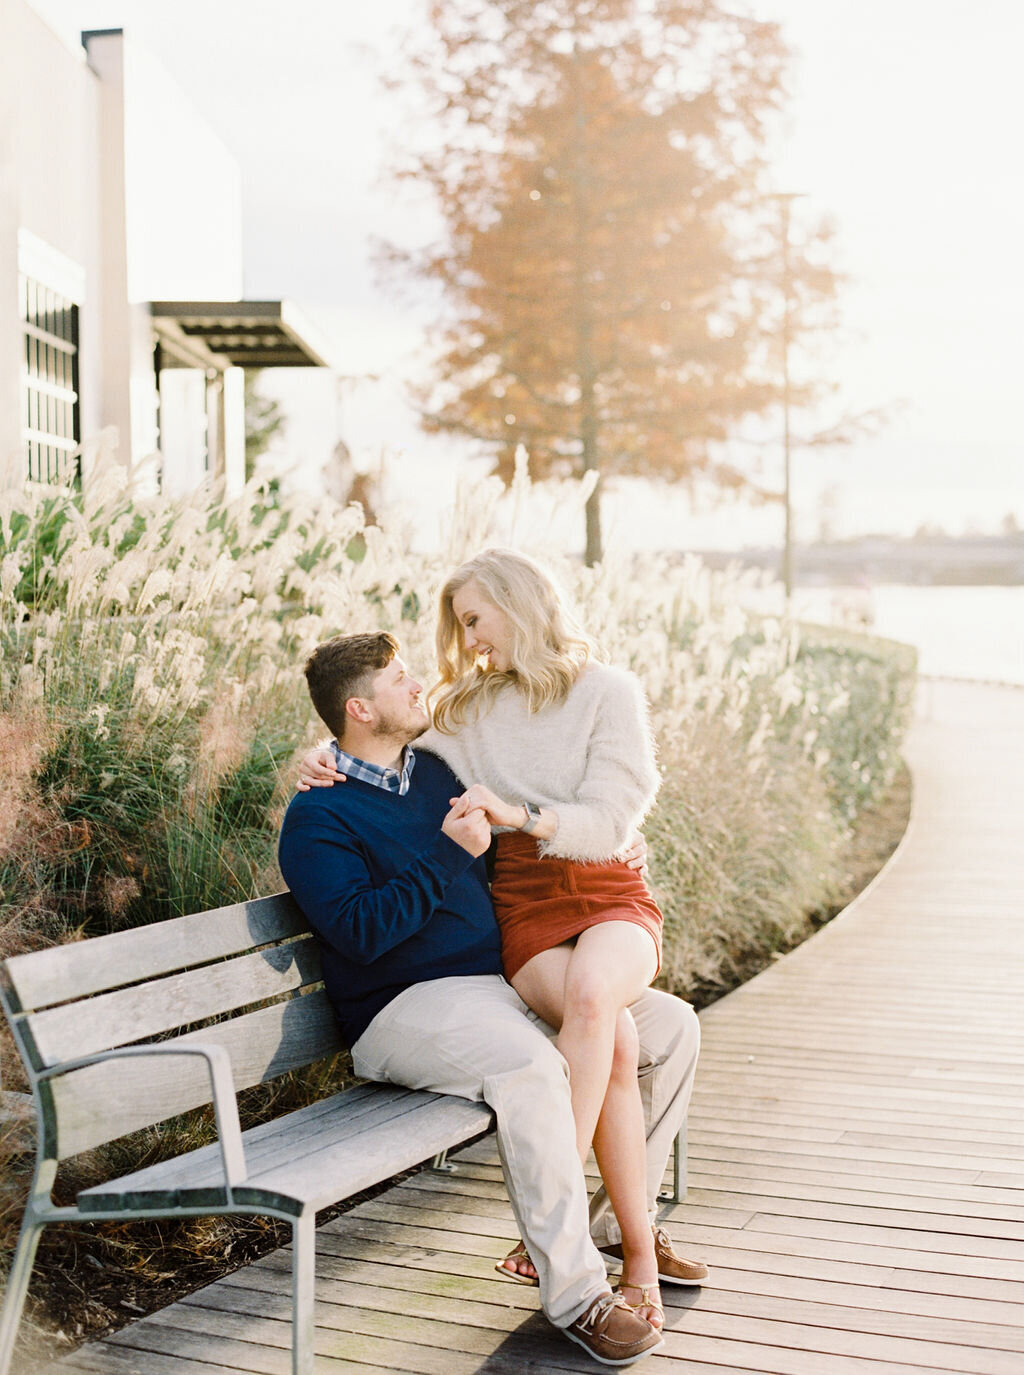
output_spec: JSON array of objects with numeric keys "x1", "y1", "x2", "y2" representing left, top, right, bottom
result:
[{"x1": 20, "y1": 274, "x2": 81, "y2": 484}]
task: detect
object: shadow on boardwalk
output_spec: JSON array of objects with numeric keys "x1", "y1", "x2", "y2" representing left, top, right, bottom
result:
[{"x1": 49, "y1": 680, "x2": 1024, "y2": 1374}]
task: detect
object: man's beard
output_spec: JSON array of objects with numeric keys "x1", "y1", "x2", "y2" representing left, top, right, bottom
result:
[{"x1": 371, "y1": 710, "x2": 429, "y2": 745}]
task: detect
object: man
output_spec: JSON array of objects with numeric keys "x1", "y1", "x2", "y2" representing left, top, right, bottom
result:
[{"x1": 279, "y1": 631, "x2": 706, "y2": 1367}]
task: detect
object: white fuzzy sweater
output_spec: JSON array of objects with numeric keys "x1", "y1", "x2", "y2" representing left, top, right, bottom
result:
[{"x1": 420, "y1": 662, "x2": 660, "y2": 863}]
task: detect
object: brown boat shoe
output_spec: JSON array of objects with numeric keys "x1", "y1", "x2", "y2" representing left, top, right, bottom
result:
[
  {"x1": 599, "y1": 1224, "x2": 709, "y2": 1287},
  {"x1": 563, "y1": 1291, "x2": 665, "y2": 1366}
]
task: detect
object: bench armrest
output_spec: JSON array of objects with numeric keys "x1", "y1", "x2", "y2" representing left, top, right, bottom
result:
[{"x1": 38, "y1": 1042, "x2": 247, "y2": 1188}]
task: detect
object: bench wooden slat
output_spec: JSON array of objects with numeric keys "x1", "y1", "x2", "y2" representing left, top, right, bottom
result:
[
  {"x1": 25, "y1": 936, "x2": 323, "y2": 1068},
  {"x1": 81, "y1": 1084, "x2": 419, "y2": 1196},
  {"x1": 77, "y1": 1084, "x2": 410, "y2": 1197},
  {"x1": 243, "y1": 1096, "x2": 494, "y2": 1213},
  {"x1": 50, "y1": 988, "x2": 346, "y2": 1159},
  {"x1": 78, "y1": 1090, "x2": 494, "y2": 1217},
  {"x1": 4, "y1": 893, "x2": 306, "y2": 1012}
]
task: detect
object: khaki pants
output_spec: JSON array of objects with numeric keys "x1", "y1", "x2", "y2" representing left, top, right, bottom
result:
[{"x1": 351, "y1": 975, "x2": 699, "y2": 1327}]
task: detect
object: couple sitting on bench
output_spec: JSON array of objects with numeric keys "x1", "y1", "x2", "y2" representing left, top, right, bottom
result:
[{"x1": 280, "y1": 548, "x2": 707, "y2": 1368}]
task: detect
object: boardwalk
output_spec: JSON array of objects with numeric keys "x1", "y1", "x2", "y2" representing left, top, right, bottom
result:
[{"x1": 52, "y1": 680, "x2": 1024, "y2": 1374}]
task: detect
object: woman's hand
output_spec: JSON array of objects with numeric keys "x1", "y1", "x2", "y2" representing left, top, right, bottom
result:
[
  {"x1": 622, "y1": 830, "x2": 649, "y2": 877},
  {"x1": 296, "y1": 745, "x2": 346, "y2": 792},
  {"x1": 450, "y1": 783, "x2": 522, "y2": 830},
  {"x1": 441, "y1": 796, "x2": 492, "y2": 857}
]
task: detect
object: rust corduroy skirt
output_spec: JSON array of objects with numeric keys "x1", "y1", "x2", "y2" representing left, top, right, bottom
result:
[{"x1": 491, "y1": 831, "x2": 664, "y2": 982}]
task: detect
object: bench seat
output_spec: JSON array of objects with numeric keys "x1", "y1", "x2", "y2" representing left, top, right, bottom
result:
[{"x1": 78, "y1": 1082, "x2": 492, "y2": 1216}]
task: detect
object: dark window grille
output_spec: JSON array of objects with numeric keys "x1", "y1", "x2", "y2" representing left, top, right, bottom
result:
[{"x1": 20, "y1": 274, "x2": 81, "y2": 484}]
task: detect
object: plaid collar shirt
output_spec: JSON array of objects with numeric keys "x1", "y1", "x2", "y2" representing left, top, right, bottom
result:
[{"x1": 330, "y1": 741, "x2": 417, "y2": 796}]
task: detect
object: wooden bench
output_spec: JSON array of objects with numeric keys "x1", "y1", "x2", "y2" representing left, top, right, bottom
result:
[{"x1": 0, "y1": 891, "x2": 687, "y2": 1375}]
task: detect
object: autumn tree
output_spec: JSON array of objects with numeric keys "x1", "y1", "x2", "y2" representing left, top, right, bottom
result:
[{"x1": 385, "y1": 0, "x2": 841, "y2": 563}]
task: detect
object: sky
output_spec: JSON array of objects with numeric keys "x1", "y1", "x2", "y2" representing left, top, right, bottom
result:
[{"x1": 31, "y1": 0, "x2": 1024, "y2": 551}]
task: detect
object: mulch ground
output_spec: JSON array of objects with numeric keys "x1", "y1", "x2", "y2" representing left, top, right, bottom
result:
[{"x1": 6, "y1": 764, "x2": 913, "y2": 1371}]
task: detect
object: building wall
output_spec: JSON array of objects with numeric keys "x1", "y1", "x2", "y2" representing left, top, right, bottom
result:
[
  {"x1": 116, "y1": 33, "x2": 245, "y2": 489},
  {"x1": 0, "y1": 3, "x2": 247, "y2": 491},
  {"x1": 0, "y1": 0, "x2": 24, "y2": 486},
  {"x1": 0, "y1": 0, "x2": 101, "y2": 486},
  {"x1": 84, "y1": 28, "x2": 245, "y2": 480},
  {"x1": 120, "y1": 40, "x2": 243, "y2": 304},
  {"x1": 13, "y1": 2, "x2": 99, "y2": 280}
]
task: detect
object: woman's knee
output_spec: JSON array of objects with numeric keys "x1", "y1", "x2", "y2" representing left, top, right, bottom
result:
[{"x1": 562, "y1": 964, "x2": 620, "y2": 1029}]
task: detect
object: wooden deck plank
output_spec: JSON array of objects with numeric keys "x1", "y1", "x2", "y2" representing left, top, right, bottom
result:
[
  {"x1": 687, "y1": 1128, "x2": 1024, "y2": 1173},
  {"x1": 184, "y1": 1263, "x2": 1024, "y2": 1358},
  {"x1": 687, "y1": 1096, "x2": 1024, "y2": 1136},
  {"x1": 376, "y1": 1153, "x2": 1024, "y2": 1208},
  {"x1": 741, "y1": 1212, "x2": 1024, "y2": 1263},
  {"x1": 49, "y1": 680, "x2": 1024, "y2": 1372},
  {"x1": 305, "y1": 1221, "x2": 1024, "y2": 1307},
  {"x1": 383, "y1": 1171, "x2": 1024, "y2": 1230},
  {"x1": 318, "y1": 1209, "x2": 1024, "y2": 1286},
  {"x1": 213, "y1": 1249, "x2": 1024, "y2": 1330},
  {"x1": 143, "y1": 1278, "x2": 1023, "y2": 1375},
  {"x1": 60, "y1": 1346, "x2": 264, "y2": 1374}
]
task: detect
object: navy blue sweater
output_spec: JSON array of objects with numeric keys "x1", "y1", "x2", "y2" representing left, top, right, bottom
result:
[{"x1": 278, "y1": 751, "x2": 503, "y2": 1045}]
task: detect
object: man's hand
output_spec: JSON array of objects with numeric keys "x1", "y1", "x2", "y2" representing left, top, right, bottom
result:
[
  {"x1": 296, "y1": 745, "x2": 345, "y2": 791},
  {"x1": 442, "y1": 796, "x2": 492, "y2": 856},
  {"x1": 450, "y1": 783, "x2": 522, "y2": 830},
  {"x1": 622, "y1": 830, "x2": 649, "y2": 878}
]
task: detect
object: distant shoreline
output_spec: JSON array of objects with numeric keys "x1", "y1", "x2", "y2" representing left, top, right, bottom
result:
[{"x1": 692, "y1": 532, "x2": 1024, "y2": 587}]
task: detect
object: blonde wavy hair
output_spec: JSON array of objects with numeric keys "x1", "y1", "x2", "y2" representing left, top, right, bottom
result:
[{"x1": 430, "y1": 548, "x2": 598, "y2": 734}]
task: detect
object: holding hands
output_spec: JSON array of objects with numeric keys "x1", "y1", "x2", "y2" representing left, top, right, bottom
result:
[
  {"x1": 442, "y1": 794, "x2": 492, "y2": 856},
  {"x1": 448, "y1": 785, "x2": 646, "y2": 874},
  {"x1": 451, "y1": 784, "x2": 523, "y2": 831}
]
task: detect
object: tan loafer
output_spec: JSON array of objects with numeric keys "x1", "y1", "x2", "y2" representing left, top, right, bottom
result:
[
  {"x1": 599, "y1": 1224, "x2": 709, "y2": 1286},
  {"x1": 563, "y1": 1291, "x2": 664, "y2": 1366}
]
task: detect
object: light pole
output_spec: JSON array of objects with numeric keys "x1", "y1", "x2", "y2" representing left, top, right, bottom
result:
[{"x1": 769, "y1": 192, "x2": 804, "y2": 602}]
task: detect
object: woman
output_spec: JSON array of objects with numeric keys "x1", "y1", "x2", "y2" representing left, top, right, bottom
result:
[{"x1": 300, "y1": 548, "x2": 668, "y2": 1327}]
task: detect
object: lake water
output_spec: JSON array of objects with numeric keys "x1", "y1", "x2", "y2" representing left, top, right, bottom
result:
[{"x1": 787, "y1": 584, "x2": 1024, "y2": 686}]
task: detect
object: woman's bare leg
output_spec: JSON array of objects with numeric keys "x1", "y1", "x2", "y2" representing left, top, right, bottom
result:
[
  {"x1": 510, "y1": 923, "x2": 661, "y2": 1321},
  {"x1": 548, "y1": 923, "x2": 657, "y2": 1158},
  {"x1": 591, "y1": 1010, "x2": 663, "y2": 1326}
]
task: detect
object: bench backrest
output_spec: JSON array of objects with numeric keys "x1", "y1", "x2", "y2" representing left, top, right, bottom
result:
[{"x1": 0, "y1": 892, "x2": 345, "y2": 1160}]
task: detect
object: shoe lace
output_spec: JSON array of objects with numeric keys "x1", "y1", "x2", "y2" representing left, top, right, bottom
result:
[{"x1": 579, "y1": 1291, "x2": 630, "y2": 1333}]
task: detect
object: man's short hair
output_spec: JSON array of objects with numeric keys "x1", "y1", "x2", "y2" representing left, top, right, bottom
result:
[{"x1": 303, "y1": 632, "x2": 399, "y2": 740}]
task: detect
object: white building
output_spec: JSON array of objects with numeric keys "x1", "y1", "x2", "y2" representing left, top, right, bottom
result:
[{"x1": 0, "y1": 1, "x2": 330, "y2": 495}]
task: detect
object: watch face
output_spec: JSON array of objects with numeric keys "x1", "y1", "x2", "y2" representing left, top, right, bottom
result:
[{"x1": 525, "y1": 802, "x2": 541, "y2": 819}]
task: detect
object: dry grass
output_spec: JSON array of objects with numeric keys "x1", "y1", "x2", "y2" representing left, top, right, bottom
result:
[{"x1": 649, "y1": 717, "x2": 846, "y2": 1006}]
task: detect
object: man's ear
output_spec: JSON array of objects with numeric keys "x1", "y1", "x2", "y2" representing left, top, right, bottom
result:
[{"x1": 345, "y1": 696, "x2": 373, "y2": 726}]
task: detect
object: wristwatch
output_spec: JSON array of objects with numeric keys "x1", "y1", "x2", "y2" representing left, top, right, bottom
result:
[{"x1": 520, "y1": 801, "x2": 542, "y2": 834}]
